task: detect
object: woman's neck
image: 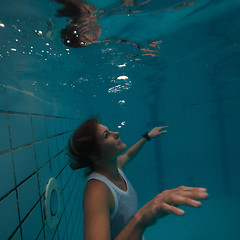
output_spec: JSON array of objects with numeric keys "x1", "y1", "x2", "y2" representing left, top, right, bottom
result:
[{"x1": 95, "y1": 158, "x2": 120, "y2": 181}]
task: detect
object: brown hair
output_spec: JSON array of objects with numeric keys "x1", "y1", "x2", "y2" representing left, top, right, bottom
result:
[
  {"x1": 60, "y1": 26, "x2": 87, "y2": 48},
  {"x1": 67, "y1": 118, "x2": 101, "y2": 176}
]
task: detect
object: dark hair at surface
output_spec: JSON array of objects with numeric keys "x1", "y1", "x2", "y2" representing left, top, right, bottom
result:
[
  {"x1": 60, "y1": 26, "x2": 86, "y2": 48},
  {"x1": 53, "y1": 0, "x2": 88, "y2": 48},
  {"x1": 68, "y1": 118, "x2": 101, "y2": 177}
]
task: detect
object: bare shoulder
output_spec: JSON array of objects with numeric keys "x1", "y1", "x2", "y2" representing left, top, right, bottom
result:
[
  {"x1": 84, "y1": 179, "x2": 114, "y2": 212},
  {"x1": 84, "y1": 179, "x2": 110, "y2": 198}
]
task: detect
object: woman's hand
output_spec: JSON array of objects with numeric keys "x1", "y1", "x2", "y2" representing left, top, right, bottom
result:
[
  {"x1": 136, "y1": 186, "x2": 209, "y2": 228},
  {"x1": 148, "y1": 126, "x2": 168, "y2": 138}
]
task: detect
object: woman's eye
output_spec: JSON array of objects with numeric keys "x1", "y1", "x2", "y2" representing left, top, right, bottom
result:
[{"x1": 105, "y1": 133, "x2": 108, "y2": 138}]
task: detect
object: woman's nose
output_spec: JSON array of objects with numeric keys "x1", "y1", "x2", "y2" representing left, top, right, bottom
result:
[{"x1": 113, "y1": 132, "x2": 119, "y2": 138}]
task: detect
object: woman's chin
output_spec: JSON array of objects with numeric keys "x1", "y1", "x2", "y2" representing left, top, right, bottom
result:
[{"x1": 121, "y1": 143, "x2": 127, "y2": 151}]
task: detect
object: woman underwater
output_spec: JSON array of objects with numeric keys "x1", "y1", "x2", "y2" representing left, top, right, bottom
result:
[{"x1": 68, "y1": 118, "x2": 209, "y2": 240}]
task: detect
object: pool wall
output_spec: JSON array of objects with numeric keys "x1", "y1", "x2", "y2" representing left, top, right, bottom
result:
[{"x1": 0, "y1": 85, "x2": 85, "y2": 240}]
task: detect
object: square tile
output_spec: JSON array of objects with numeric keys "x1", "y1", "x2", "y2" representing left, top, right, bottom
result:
[
  {"x1": 59, "y1": 153, "x2": 68, "y2": 171},
  {"x1": 60, "y1": 118, "x2": 65, "y2": 133},
  {"x1": 60, "y1": 169, "x2": 68, "y2": 196},
  {"x1": 0, "y1": 153, "x2": 15, "y2": 198},
  {"x1": 62, "y1": 199, "x2": 71, "y2": 230},
  {"x1": 11, "y1": 229, "x2": 21, "y2": 240},
  {"x1": 55, "y1": 118, "x2": 62, "y2": 135},
  {"x1": 8, "y1": 114, "x2": 33, "y2": 148},
  {"x1": 63, "y1": 132, "x2": 71, "y2": 148},
  {"x1": 35, "y1": 141, "x2": 49, "y2": 169},
  {"x1": 38, "y1": 163, "x2": 51, "y2": 196},
  {"x1": 32, "y1": 116, "x2": 47, "y2": 142},
  {"x1": 0, "y1": 85, "x2": 6, "y2": 111},
  {"x1": 65, "y1": 217, "x2": 73, "y2": 240},
  {"x1": 21, "y1": 203, "x2": 43, "y2": 240},
  {"x1": 13, "y1": 145, "x2": 36, "y2": 185},
  {"x1": 45, "y1": 223, "x2": 59, "y2": 240},
  {"x1": 0, "y1": 113, "x2": 11, "y2": 152},
  {"x1": 58, "y1": 134, "x2": 65, "y2": 152},
  {"x1": 35, "y1": 230, "x2": 45, "y2": 240},
  {"x1": 48, "y1": 137, "x2": 58, "y2": 159},
  {"x1": 55, "y1": 214, "x2": 67, "y2": 240},
  {"x1": 18, "y1": 174, "x2": 39, "y2": 220},
  {"x1": 52, "y1": 231, "x2": 59, "y2": 240},
  {"x1": 56, "y1": 135, "x2": 65, "y2": 152},
  {"x1": 46, "y1": 117, "x2": 56, "y2": 138},
  {"x1": 0, "y1": 191, "x2": 19, "y2": 240},
  {"x1": 51, "y1": 155, "x2": 60, "y2": 179},
  {"x1": 61, "y1": 119, "x2": 68, "y2": 133}
]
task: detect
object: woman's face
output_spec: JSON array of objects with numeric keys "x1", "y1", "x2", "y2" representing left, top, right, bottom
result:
[{"x1": 96, "y1": 124, "x2": 127, "y2": 159}]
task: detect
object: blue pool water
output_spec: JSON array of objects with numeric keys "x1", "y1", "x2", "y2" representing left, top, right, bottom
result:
[{"x1": 0, "y1": 0, "x2": 240, "y2": 239}]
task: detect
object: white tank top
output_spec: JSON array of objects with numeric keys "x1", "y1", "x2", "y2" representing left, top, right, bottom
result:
[{"x1": 88, "y1": 169, "x2": 145, "y2": 240}]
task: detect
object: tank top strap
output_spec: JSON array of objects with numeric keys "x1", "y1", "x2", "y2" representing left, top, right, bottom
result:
[{"x1": 118, "y1": 169, "x2": 127, "y2": 182}]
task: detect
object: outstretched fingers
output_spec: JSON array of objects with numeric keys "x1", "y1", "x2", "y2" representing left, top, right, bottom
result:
[
  {"x1": 170, "y1": 195, "x2": 202, "y2": 208},
  {"x1": 176, "y1": 186, "x2": 209, "y2": 200},
  {"x1": 148, "y1": 126, "x2": 169, "y2": 138},
  {"x1": 177, "y1": 186, "x2": 207, "y2": 192},
  {"x1": 158, "y1": 126, "x2": 168, "y2": 131},
  {"x1": 138, "y1": 186, "x2": 209, "y2": 228},
  {"x1": 157, "y1": 195, "x2": 205, "y2": 217},
  {"x1": 156, "y1": 126, "x2": 168, "y2": 135},
  {"x1": 160, "y1": 202, "x2": 185, "y2": 216},
  {"x1": 155, "y1": 187, "x2": 209, "y2": 216}
]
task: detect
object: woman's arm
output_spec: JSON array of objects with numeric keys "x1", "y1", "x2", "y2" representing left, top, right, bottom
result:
[
  {"x1": 84, "y1": 180, "x2": 112, "y2": 240},
  {"x1": 84, "y1": 182, "x2": 209, "y2": 240},
  {"x1": 117, "y1": 126, "x2": 168, "y2": 169}
]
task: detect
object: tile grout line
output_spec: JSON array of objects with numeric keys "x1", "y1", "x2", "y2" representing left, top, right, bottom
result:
[
  {"x1": 0, "y1": 130, "x2": 73, "y2": 157},
  {"x1": 45, "y1": 116, "x2": 53, "y2": 185},
  {"x1": 61, "y1": 170, "x2": 78, "y2": 240},
  {"x1": 1, "y1": 85, "x2": 82, "y2": 239},
  {"x1": 0, "y1": 109, "x2": 80, "y2": 120},
  {"x1": 69, "y1": 171, "x2": 84, "y2": 240},
  {"x1": 1, "y1": 146, "x2": 69, "y2": 203},
  {"x1": 52, "y1": 170, "x2": 78, "y2": 240},
  {"x1": 30, "y1": 101, "x2": 47, "y2": 240},
  {"x1": 4, "y1": 87, "x2": 24, "y2": 240}
]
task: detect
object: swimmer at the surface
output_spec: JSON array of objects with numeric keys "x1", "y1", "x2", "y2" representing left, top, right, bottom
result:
[{"x1": 52, "y1": 0, "x2": 195, "y2": 56}]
